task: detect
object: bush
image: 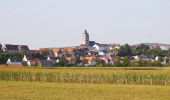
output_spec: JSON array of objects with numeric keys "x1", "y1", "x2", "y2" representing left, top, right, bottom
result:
[{"x1": 35, "y1": 62, "x2": 41, "y2": 68}]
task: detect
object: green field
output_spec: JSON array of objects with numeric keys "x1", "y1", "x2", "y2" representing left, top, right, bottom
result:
[
  {"x1": 1, "y1": 67, "x2": 170, "y2": 85},
  {"x1": 1, "y1": 67, "x2": 170, "y2": 100},
  {"x1": 0, "y1": 81, "x2": 170, "y2": 100}
]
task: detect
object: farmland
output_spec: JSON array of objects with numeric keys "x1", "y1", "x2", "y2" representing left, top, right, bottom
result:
[
  {"x1": 1, "y1": 81, "x2": 170, "y2": 100},
  {"x1": 0, "y1": 66, "x2": 170, "y2": 85},
  {"x1": 1, "y1": 66, "x2": 170, "y2": 100}
]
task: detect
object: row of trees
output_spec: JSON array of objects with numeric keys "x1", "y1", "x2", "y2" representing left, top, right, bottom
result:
[
  {"x1": 115, "y1": 44, "x2": 170, "y2": 57},
  {"x1": 113, "y1": 57, "x2": 163, "y2": 67}
]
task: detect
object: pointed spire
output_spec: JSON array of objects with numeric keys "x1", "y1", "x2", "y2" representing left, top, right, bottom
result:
[{"x1": 84, "y1": 29, "x2": 88, "y2": 34}]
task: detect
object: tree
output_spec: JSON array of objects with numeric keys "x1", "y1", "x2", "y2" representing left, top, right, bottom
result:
[
  {"x1": 52, "y1": 57, "x2": 68, "y2": 67},
  {"x1": 0, "y1": 44, "x2": 3, "y2": 53},
  {"x1": 20, "y1": 47, "x2": 28, "y2": 56},
  {"x1": 131, "y1": 48, "x2": 137, "y2": 56},
  {"x1": 75, "y1": 57, "x2": 81, "y2": 65},
  {"x1": 118, "y1": 44, "x2": 132, "y2": 56},
  {"x1": 0, "y1": 53, "x2": 22, "y2": 64},
  {"x1": 137, "y1": 44, "x2": 149, "y2": 55},
  {"x1": 121, "y1": 56, "x2": 130, "y2": 67},
  {"x1": 32, "y1": 53, "x2": 45, "y2": 60},
  {"x1": 113, "y1": 48, "x2": 119, "y2": 56}
]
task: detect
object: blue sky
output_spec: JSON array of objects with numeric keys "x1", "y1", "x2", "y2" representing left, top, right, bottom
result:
[{"x1": 0, "y1": 0, "x2": 170, "y2": 49}]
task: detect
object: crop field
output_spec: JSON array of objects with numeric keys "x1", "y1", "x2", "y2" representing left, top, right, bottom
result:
[
  {"x1": 0, "y1": 66, "x2": 170, "y2": 85},
  {"x1": 0, "y1": 66, "x2": 170, "y2": 100},
  {"x1": 1, "y1": 81, "x2": 170, "y2": 100}
]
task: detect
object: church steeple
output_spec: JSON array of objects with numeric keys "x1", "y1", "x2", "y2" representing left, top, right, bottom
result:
[
  {"x1": 81, "y1": 30, "x2": 89, "y2": 46},
  {"x1": 84, "y1": 29, "x2": 88, "y2": 34}
]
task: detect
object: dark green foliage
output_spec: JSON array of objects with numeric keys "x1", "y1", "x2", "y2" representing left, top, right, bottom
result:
[
  {"x1": 129, "y1": 60, "x2": 163, "y2": 67},
  {"x1": 0, "y1": 44, "x2": 3, "y2": 53},
  {"x1": 0, "y1": 53, "x2": 22, "y2": 64},
  {"x1": 31, "y1": 53, "x2": 45, "y2": 60},
  {"x1": 118, "y1": 44, "x2": 132, "y2": 57},
  {"x1": 52, "y1": 57, "x2": 69, "y2": 67},
  {"x1": 137, "y1": 44, "x2": 150, "y2": 55}
]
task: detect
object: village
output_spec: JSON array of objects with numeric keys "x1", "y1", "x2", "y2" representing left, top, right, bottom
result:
[{"x1": 1, "y1": 30, "x2": 170, "y2": 67}]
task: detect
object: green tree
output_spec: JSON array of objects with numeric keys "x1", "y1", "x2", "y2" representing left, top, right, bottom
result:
[
  {"x1": 136, "y1": 44, "x2": 149, "y2": 55},
  {"x1": 0, "y1": 44, "x2": 3, "y2": 53},
  {"x1": 131, "y1": 48, "x2": 137, "y2": 56},
  {"x1": 118, "y1": 44, "x2": 132, "y2": 56},
  {"x1": 20, "y1": 47, "x2": 28, "y2": 56},
  {"x1": 113, "y1": 48, "x2": 119, "y2": 56},
  {"x1": 32, "y1": 53, "x2": 45, "y2": 60},
  {"x1": 121, "y1": 56, "x2": 130, "y2": 67}
]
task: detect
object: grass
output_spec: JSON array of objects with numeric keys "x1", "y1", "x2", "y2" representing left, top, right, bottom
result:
[{"x1": 0, "y1": 81, "x2": 170, "y2": 100}]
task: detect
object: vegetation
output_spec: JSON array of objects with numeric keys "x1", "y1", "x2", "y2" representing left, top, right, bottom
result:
[
  {"x1": 0, "y1": 44, "x2": 3, "y2": 53},
  {"x1": 0, "y1": 53, "x2": 22, "y2": 64},
  {"x1": 31, "y1": 53, "x2": 45, "y2": 60},
  {"x1": 117, "y1": 44, "x2": 170, "y2": 57},
  {"x1": 0, "y1": 81, "x2": 170, "y2": 100},
  {"x1": 0, "y1": 67, "x2": 170, "y2": 85}
]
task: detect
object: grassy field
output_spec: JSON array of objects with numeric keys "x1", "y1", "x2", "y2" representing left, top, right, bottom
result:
[{"x1": 0, "y1": 81, "x2": 170, "y2": 100}]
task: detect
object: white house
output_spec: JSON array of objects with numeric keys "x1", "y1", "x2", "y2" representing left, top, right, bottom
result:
[
  {"x1": 133, "y1": 55, "x2": 139, "y2": 61},
  {"x1": 6, "y1": 58, "x2": 12, "y2": 65},
  {"x1": 27, "y1": 61, "x2": 31, "y2": 66},
  {"x1": 47, "y1": 56, "x2": 51, "y2": 61},
  {"x1": 155, "y1": 56, "x2": 159, "y2": 61},
  {"x1": 6, "y1": 58, "x2": 21, "y2": 65},
  {"x1": 160, "y1": 45, "x2": 170, "y2": 50},
  {"x1": 93, "y1": 44, "x2": 109, "y2": 52},
  {"x1": 22, "y1": 55, "x2": 28, "y2": 62}
]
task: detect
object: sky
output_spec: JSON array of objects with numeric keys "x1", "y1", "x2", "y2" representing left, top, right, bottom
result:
[{"x1": 0, "y1": 0, "x2": 170, "y2": 49}]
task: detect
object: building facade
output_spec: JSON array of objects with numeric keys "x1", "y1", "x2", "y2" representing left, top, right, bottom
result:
[{"x1": 81, "y1": 30, "x2": 89, "y2": 46}]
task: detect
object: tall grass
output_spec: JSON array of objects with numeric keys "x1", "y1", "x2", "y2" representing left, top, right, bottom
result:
[{"x1": 0, "y1": 67, "x2": 170, "y2": 85}]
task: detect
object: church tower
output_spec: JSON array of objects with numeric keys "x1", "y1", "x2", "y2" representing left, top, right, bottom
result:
[{"x1": 81, "y1": 30, "x2": 89, "y2": 46}]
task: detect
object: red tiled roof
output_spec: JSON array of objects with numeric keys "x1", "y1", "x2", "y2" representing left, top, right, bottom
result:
[{"x1": 30, "y1": 50, "x2": 39, "y2": 54}]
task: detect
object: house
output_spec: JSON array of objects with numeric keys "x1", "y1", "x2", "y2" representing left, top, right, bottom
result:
[
  {"x1": 22, "y1": 55, "x2": 28, "y2": 62},
  {"x1": 66, "y1": 57, "x2": 76, "y2": 64},
  {"x1": 99, "y1": 50, "x2": 108, "y2": 56},
  {"x1": 65, "y1": 48, "x2": 74, "y2": 54},
  {"x1": 151, "y1": 43, "x2": 160, "y2": 49},
  {"x1": 132, "y1": 55, "x2": 139, "y2": 61},
  {"x1": 109, "y1": 44, "x2": 121, "y2": 50},
  {"x1": 51, "y1": 48, "x2": 62, "y2": 57},
  {"x1": 84, "y1": 56, "x2": 97, "y2": 65},
  {"x1": 0, "y1": 43, "x2": 6, "y2": 52},
  {"x1": 40, "y1": 60, "x2": 53, "y2": 67},
  {"x1": 160, "y1": 45, "x2": 170, "y2": 50},
  {"x1": 6, "y1": 58, "x2": 12, "y2": 65},
  {"x1": 5, "y1": 44, "x2": 29, "y2": 54},
  {"x1": 93, "y1": 43, "x2": 109, "y2": 52},
  {"x1": 30, "y1": 50, "x2": 40, "y2": 55},
  {"x1": 89, "y1": 41, "x2": 96, "y2": 47},
  {"x1": 5, "y1": 44, "x2": 19, "y2": 54},
  {"x1": 6, "y1": 58, "x2": 22, "y2": 66},
  {"x1": 39, "y1": 48, "x2": 52, "y2": 57}
]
